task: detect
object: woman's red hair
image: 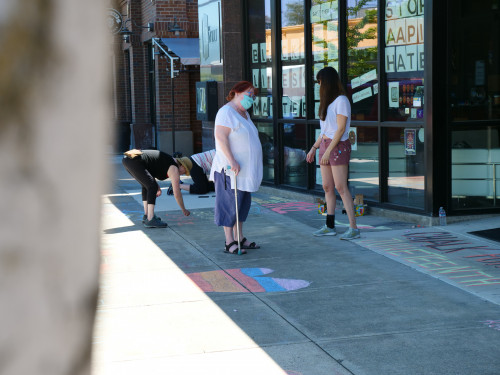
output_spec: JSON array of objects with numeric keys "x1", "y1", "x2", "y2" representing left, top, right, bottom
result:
[{"x1": 226, "y1": 81, "x2": 258, "y2": 101}]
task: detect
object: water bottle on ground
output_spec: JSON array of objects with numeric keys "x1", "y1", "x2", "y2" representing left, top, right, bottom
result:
[{"x1": 438, "y1": 207, "x2": 447, "y2": 226}]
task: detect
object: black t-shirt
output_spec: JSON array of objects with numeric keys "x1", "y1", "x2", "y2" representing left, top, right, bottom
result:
[{"x1": 140, "y1": 150, "x2": 177, "y2": 180}]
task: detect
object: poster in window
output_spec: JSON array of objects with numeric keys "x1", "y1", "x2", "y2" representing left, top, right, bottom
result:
[
  {"x1": 253, "y1": 96, "x2": 260, "y2": 116},
  {"x1": 260, "y1": 69, "x2": 267, "y2": 89},
  {"x1": 315, "y1": 129, "x2": 322, "y2": 185},
  {"x1": 252, "y1": 43, "x2": 259, "y2": 63},
  {"x1": 282, "y1": 96, "x2": 292, "y2": 118},
  {"x1": 282, "y1": 68, "x2": 290, "y2": 88},
  {"x1": 349, "y1": 127, "x2": 357, "y2": 151},
  {"x1": 313, "y1": 24, "x2": 325, "y2": 43},
  {"x1": 252, "y1": 69, "x2": 260, "y2": 88},
  {"x1": 260, "y1": 43, "x2": 267, "y2": 63},
  {"x1": 404, "y1": 129, "x2": 416, "y2": 156},
  {"x1": 320, "y1": 2, "x2": 331, "y2": 21},
  {"x1": 291, "y1": 97, "x2": 301, "y2": 118},
  {"x1": 261, "y1": 97, "x2": 269, "y2": 117},
  {"x1": 310, "y1": 4, "x2": 321, "y2": 23},
  {"x1": 388, "y1": 81, "x2": 399, "y2": 108}
]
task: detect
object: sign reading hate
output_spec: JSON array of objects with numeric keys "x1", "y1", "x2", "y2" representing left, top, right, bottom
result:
[{"x1": 385, "y1": 0, "x2": 424, "y2": 73}]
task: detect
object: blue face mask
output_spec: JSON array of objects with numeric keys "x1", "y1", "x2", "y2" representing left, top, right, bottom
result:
[{"x1": 240, "y1": 94, "x2": 254, "y2": 110}]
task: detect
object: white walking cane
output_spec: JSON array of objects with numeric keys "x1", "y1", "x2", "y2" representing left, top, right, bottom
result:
[{"x1": 227, "y1": 165, "x2": 241, "y2": 255}]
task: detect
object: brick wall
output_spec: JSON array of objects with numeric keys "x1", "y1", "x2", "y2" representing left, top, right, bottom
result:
[{"x1": 113, "y1": 0, "x2": 201, "y2": 152}]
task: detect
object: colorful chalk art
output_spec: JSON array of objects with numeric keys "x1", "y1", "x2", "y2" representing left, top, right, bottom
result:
[{"x1": 188, "y1": 268, "x2": 311, "y2": 293}]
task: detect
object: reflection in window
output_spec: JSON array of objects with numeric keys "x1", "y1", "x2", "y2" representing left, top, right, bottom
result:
[
  {"x1": 257, "y1": 123, "x2": 275, "y2": 183},
  {"x1": 283, "y1": 123, "x2": 307, "y2": 187},
  {"x1": 387, "y1": 127, "x2": 424, "y2": 208},
  {"x1": 282, "y1": 0, "x2": 306, "y2": 119},
  {"x1": 249, "y1": 0, "x2": 273, "y2": 120},
  {"x1": 452, "y1": 127, "x2": 500, "y2": 209},
  {"x1": 348, "y1": 126, "x2": 379, "y2": 201},
  {"x1": 347, "y1": 0, "x2": 378, "y2": 121},
  {"x1": 449, "y1": 1, "x2": 500, "y2": 121},
  {"x1": 311, "y1": 0, "x2": 339, "y2": 119},
  {"x1": 384, "y1": 0, "x2": 424, "y2": 122}
]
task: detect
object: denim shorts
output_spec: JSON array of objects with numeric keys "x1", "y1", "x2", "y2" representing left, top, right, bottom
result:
[{"x1": 319, "y1": 138, "x2": 351, "y2": 166}]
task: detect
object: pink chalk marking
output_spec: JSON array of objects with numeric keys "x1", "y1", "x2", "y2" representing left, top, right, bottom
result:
[
  {"x1": 261, "y1": 202, "x2": 317, "y2": 214},
  {"x1": 188, "y1": 273, "x2": 214, "y2": 292},
  {"x1": 226, "y1": 269, "x2": 266, "y2": 292}
]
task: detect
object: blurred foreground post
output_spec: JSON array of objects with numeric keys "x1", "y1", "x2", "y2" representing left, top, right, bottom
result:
[{"x1": 0, "y1": 0, "x2": 110, "y2": 374}]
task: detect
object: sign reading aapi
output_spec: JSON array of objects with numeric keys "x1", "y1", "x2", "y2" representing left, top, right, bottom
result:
[{"x1": 385, "y1": 0, "x2": 424, "y2": 73}]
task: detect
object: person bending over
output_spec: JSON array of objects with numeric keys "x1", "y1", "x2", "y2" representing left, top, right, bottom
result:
[
  {"x1": 167, "y1": 149, "x2": 216, "y2": 195},
  {"x1": 122, "y1": 149, "x2": 190, "y2": 228}
]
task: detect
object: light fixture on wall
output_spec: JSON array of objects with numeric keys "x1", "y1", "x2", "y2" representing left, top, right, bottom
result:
[
  {"x1": 168, "y1": 16, "x2": 185, "y2": 36},
  {"x1": 120, "y1": 19, "x2": 155, "y2": 43}
]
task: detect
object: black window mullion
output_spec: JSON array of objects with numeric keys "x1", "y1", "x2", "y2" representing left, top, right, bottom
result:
[
  {"x1": 339, "y1": 0, "x2": 347, "y2": 83},
  {"x1": 271, "y1": 0, "x2": 282, "y2": 185},
  {"x1": 304, "y1": 0, "x2": 315, "y2": 189},
  {"x1": 378, "y1": 0, "x2": 385, "y2": 123},
  {"x1": 379, "y1": 126, "x2": 388, "y2": 202}
]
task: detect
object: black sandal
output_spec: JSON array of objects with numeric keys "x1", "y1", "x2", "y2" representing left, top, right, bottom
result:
[
  {"x1": 240, "y1": 237, "x2": 260, "y2": 249},
  {"x1": 223, "y1": 240, "x2": 246, "y2": 255}
]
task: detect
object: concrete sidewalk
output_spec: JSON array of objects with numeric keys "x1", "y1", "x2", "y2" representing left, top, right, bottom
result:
[{"x1": 92, "y1": 156, "x2": 500, "y2": 375}]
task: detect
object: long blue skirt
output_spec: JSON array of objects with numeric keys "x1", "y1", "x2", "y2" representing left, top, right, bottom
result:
[{"x1": 214, "y1": 170, "x2": 251, "y2": 227}]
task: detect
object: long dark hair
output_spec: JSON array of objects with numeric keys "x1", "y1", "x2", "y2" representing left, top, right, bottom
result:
[{"x1": 316, "y1": 67, "x2": 346, "y2": 121}]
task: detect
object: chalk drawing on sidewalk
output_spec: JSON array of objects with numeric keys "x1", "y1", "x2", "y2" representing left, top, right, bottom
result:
[
  {"x1": 481, "y1": 320, "x2": 500, "y2": 331},
  {"x1": 253, "y1": 196, "x2": 295, "y2": 205},
  {"x1": 333, "y1": 220, "x2": 391, "y2": 230},
  {"x1": 187, "y1": 268, "x2": 311, "y2": 293},
  {"x1": 260, "y1": 202, "x2": 317, "y2": 214},
  {"x1": 162, "y1": 212, "x2": 195, "y2": 226},
  {"x1": 357, "y1": 233, "x2": 500, "y2": 288}
]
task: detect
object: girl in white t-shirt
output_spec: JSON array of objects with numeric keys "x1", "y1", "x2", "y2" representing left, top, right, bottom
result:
[
  {"x1": 306, "y1": 67, "x2": 360, "y2": 240},
  {"x1": 210, "y1": 81, "x2": 263, "y2": 254}
]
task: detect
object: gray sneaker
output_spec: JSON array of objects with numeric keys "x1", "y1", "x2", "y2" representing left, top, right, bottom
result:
[
  {"x1": 144, "y1": 216, "x2": 168, "y2": 228},
  {"x1": 340, "y1": 228, "x2": 360, "y2": 240},
  {"x1": 313, "y1": 224, "x2": 337, "y2": 236},
  {"x1": 142, "y1": 214, "x2": 159, "y2": 223}
]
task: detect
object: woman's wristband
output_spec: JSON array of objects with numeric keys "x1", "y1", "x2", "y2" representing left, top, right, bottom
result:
[{"x1": 311, "y1": 145, "x2": 318, "y2": 150}]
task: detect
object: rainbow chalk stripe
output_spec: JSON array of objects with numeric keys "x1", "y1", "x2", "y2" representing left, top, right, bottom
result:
[{"x1": 188, "y1": 268, "x2": 311, "y2": 293}]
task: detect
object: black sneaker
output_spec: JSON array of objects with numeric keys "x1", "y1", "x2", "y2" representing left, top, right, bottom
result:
[
  {"x1": 167, "y1": 186, "x2": 173, "y2": 196},
  {"x1": 144, "y1": 217, "x2": 168, "y2": 228}
]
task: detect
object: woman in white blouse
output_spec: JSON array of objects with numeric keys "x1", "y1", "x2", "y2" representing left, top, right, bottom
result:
[
  {"x1": 306, "y1": 67, "x2": 360, "y2": 240},
  {"x1": 210, "y1": 81, "x2": 263, "y2": 254}
]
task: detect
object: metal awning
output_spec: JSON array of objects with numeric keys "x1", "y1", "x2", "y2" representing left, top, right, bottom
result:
[{"x1": 159, "y1": 38, "x2": 200, "y2": 66}]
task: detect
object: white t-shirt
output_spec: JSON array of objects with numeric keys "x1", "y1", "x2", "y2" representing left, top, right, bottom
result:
[
  {"x1": 319, "y1": 95, "x2": 351, "y2": 141},
  {"x1": 209, "y1": 104, "x2": 263, "y2": 192}
]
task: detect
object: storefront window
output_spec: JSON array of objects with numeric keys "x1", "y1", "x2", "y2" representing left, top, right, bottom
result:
[
  {"x1": 449, "y1": 1, "x2": 500, "y2": 121},
  {"x1": 311, "y1": 0, "x2": 339, "y2": 119},
  {"x1": 347, "y1": 0, "x2": 378, "y2": 121},
  {"x1": 283, "y1": 123, "x2": 307, "y2": 187},
  {"x1": 282, "y1": 0, "x2": 306, "y2": 119},
  {"x1": 451, "y1": 127, "x2": 500, "y2": 209},
  {"x1": 249, "y1": 0, "x2": 273, "y2": 120},
  {"x1": 257, "y1": 123, "x2": 275, "y2": 183},
  {"x1": 387, "y1": 127, "x2": 424, "y2": 207},
  {"x1": 349, "y1": 126, "x2": 379, "y2": 201},
  {"x1": 384, "y1": 0, "x2": 424, "y2": 122}
]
